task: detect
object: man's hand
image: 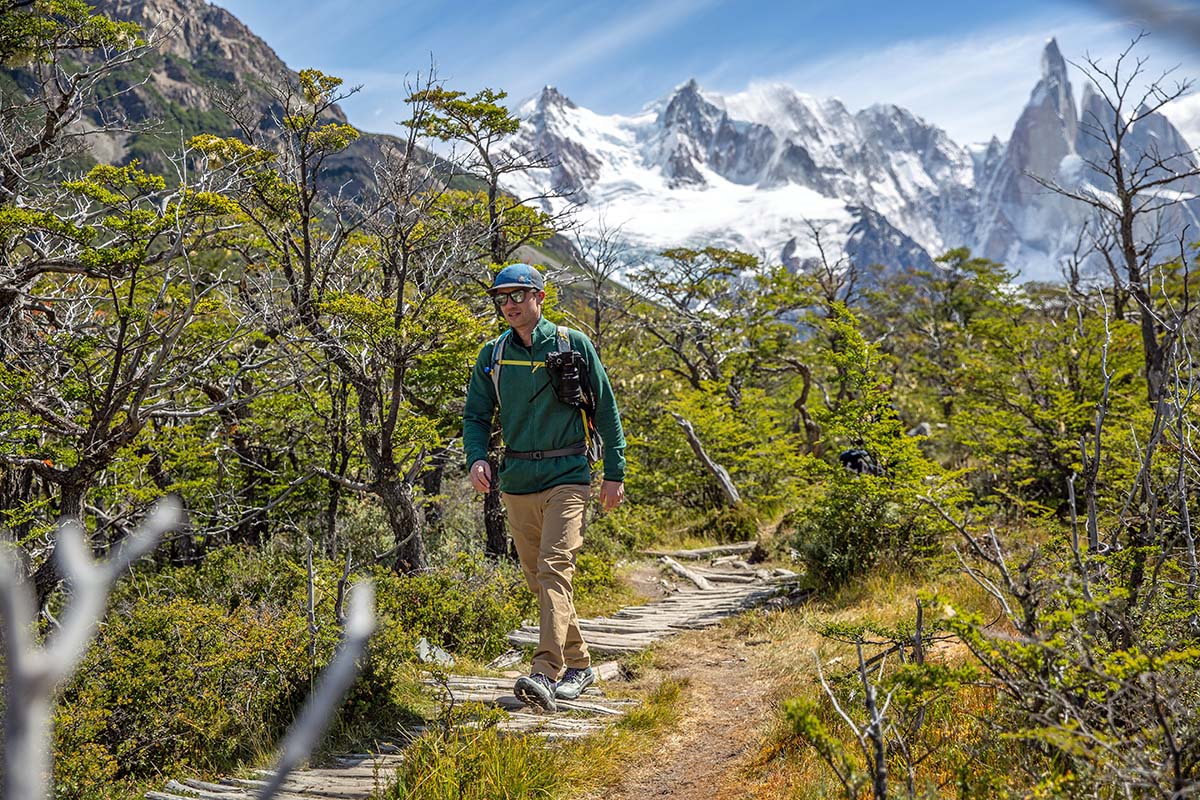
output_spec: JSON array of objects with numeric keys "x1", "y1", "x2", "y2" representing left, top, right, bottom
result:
[
  {"x1": 599, "y1": 480, "x2": 625, "y2": 512},
  {"x1": 469, "y1": 460, "x2": 493, "y2": 493}
]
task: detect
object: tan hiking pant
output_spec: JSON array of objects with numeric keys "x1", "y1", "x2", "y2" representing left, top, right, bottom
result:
[{"x1": 502, "y1": 483, "x2": 591, "y2": 679}]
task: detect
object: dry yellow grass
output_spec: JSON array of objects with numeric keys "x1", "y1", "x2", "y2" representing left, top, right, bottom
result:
[{"x1": 717, "y1": 565, "x2": 1013, "y2": 798}]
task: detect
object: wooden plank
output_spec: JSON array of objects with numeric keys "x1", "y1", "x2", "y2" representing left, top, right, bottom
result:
[
  {"x1": 182, "y1": 779, "x2": 246, "y2": 793},
  {"x1": 642, "y1": 542, "x2": 757, "y2": 559},
  {"x1": 692, "y1": 572, "x2": 758, "y2": 584}
]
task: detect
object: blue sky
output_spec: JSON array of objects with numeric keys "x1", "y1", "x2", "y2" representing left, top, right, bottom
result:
[{"x1": 211, "y1": 0, "x2": 1200, "y2": 145}]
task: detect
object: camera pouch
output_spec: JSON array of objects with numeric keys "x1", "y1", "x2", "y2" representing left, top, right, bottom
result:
[{"x1": 550, "y1": 326, "x2": 604, "y2": 467}]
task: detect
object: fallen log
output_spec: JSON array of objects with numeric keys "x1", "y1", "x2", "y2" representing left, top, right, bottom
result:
[
  {"x1": 642, "y1": 542, "x2": 757, "y2": 559},
  {"x1": 659, "y1": 555, "x2": 714, "y2": 590}
]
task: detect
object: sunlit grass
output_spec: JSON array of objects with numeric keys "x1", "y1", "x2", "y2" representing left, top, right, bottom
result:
[
  {"x1": 730, "y1": 560, "x2": 1034, "y2": 798},
  {"x1": 379, "y1": 679, "x2": 685, "y2": 800}
]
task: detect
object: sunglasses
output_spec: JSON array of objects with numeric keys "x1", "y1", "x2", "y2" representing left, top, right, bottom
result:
[{"x1": 493, "y1": 289, "x2": 532, "y2": 306}]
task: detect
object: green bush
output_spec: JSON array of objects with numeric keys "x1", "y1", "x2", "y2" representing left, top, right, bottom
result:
[
  {"x1": 690, "y1": 504, "x2": 759, "y2": 544},
  {"x1": 50, "y1": 548, "x2": 533, "y2": 799},
  {"x1": 54, "y1": 598, "x2": 310, "y2": 799},
  {"x1": 784, "y1": 473, "x2": 895, "y2": 589},
  {"x1": 584, "y1": 502, "x2": 666, "y2": 558},
  {"x1": 125, "y1": 545, "x2": 309, "y2": 610},
  {"x1": 372, "y1": 553, "x2": 531, "y2": 661},
  {"x1": 783, "y1": 306, "x2": 960, "y2": 590},
  {"x1": 784, "y1": 463, "x2": 954, "y2": 591},
  {"x1": 573, "y1": 551, "x2": 617, "y2": 607}
]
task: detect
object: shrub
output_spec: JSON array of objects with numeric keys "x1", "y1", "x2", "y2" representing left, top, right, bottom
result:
[
  {"x1": 784, "y1": 473, "x2": 894, "y2": 589},
  {"x1": 573, "y1": 551, "x2": 617, "y2": 606},
  {"x1": 371, "y1": 553, "x2": 531, "y2": 661},
  {"x1": 51, "y1": 548, "x2": 533, "y2": 798},
  {"x1": 584, "y1": 503, "x2": 666, "y2": 558},
  {"x1": 783, "y1": 306, "x2": 961, "y2": 590},
  {"x1": 54, "y1": 598, "x2": 310, "y2": 799},
  {"x1": 690, "y1": 504, "x2": 759, "y2": 544}
]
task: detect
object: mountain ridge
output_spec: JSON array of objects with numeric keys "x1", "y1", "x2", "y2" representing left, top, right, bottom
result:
[{"x1": 505, "y1": 38, "x2": 1200, "y2": 281}]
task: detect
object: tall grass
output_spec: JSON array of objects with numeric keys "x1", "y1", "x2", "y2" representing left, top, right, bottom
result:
[{"x1": 381, "y1": 680, "x2": 684, "y2": 800}]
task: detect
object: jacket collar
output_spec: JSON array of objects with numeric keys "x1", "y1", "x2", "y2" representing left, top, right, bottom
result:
[
  {"x1": 511, "y1": 315, "x2": 555, "y2": 349},
  {"x1": 531, "y1": 315, "x2": 556, "y2": 347}
]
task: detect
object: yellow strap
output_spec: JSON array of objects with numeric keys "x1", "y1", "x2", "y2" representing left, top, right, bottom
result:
[
  {"x1": 581, "y1": 409, "x2": 591, "y2": 446},
  {"x1": 499, "y1": 359, "x2": 541, "y2": 371}
]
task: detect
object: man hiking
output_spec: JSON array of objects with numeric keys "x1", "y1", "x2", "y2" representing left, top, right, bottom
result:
[{"x1": 463, "y1": 263, "x2": 626, "y2": 712}]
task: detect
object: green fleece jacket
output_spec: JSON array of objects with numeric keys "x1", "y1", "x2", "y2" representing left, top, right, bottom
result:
[{"x1": 463, "y1": 316, "x2": 626, "y2": 494}]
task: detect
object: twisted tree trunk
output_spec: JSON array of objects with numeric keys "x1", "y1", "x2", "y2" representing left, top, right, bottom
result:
[{"x1": 671, "y1": 413, "x2": 741, "y2": 507}]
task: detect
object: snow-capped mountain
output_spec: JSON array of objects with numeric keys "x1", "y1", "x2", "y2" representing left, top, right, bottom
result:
[
  {"x1": 505, "y1": 38, "x2": 1200, "y2": 282},
  {"x1": 505, "y1": 77, "x2": 975, "y2": 277},
  {"x1": 975, "y1": 39, "x2": 1200, "y2": 276}
]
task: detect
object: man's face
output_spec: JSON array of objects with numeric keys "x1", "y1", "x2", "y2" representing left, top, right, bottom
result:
[{"x1": 493, "y1": 288, "x2": 544, "y2": 327}]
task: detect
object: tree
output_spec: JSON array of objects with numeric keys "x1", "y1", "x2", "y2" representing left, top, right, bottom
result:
[
  {"x1": 195, "y1": 70, "x2": 488, "y2": 571},
  {"x1": 405, "y1": 85, "x2": 561, "y2": 559},
  {"x1": 0, "y1": 155, "x2": 245, "y2": 602},
  {"x1": 562, "y1": 219, "x2": 634, "y2": 356},
  {"x1": 404, "y1": 86, "x2": 563, "y2": 268},
  {"x1": 0, "y1": 0, "x2": 152, "y2": 327},
  {"x1": 613, "y1": 247, "x2": 815, "y2": 510},
  {"x1": 1032, "y1": 35, "x2": 1200, "y2": 405}
]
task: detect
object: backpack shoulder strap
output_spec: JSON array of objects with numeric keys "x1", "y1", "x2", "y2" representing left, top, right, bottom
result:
[{"x1": 489, "y1": 330, "x2": 511, "y2": 408}]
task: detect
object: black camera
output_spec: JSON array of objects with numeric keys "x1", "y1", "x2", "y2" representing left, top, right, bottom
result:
[{"x1": 545, "y1": 350, "x2": 587, "y2": 407}]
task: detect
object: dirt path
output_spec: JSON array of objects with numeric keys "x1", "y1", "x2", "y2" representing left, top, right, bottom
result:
[
  {"x1": 597, "y1": 623, "x2": 779, "y2": 800},
  {"x1": 147, "y1": 552, "x2": 797, "y2": 800}
]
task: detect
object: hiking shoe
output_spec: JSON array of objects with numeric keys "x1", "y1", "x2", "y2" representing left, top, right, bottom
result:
[
  {"x1": 554, "y1": 666, "x2": 595, "y2": 700},
  {"x1": 514, "y1": 673, "x2": 557, "y2": 712}
]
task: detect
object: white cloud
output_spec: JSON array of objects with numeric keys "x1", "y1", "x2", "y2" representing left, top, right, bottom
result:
[
  {"x1": 761, "y1": 15, "x2": 1147, "y2": 144},
  {"x1": 1161, "y1": 92, "x2": 1200, "y2": 147},
  {"x1": 309, "y1": 3, "x2": 1200, "y2": 151}
]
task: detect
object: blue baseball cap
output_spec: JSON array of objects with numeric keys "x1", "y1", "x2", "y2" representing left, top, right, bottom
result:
[{"x1": 488, "y1": 263, "x2": 545, "y2": 294}]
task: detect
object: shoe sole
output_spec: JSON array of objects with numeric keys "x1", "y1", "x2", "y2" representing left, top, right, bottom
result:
[{"x1": 514, "y1": 679, "x2": 557, "y2": 712}]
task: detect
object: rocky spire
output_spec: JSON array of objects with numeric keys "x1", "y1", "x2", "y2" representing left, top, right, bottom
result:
[
  {"x1": 1039, "y1": 37, "x2": 1078, "y2": 143},
  {"x1": 656, "y1": 79, "x2": 725, "y2": 187},
  {"x1": 972, "y1": 37, "x2": 1084, "y2": 264},
  {"x1": 537, "y1": 85, "x2": 576, "y2": 110}
]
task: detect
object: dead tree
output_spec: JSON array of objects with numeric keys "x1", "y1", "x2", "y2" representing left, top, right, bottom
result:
[
  {"x1": 564, "y1": 218, "x2": 635, "y2": 357},
  {"x1": 0, "y1": 499, "x2": 180, "y2": 800},
  {"x1": 1031, "y1": 35, "x2": 1200, "y2": 405},
  {"x1": 671, "y1": 412, "x2": 742, "y2": 507}
]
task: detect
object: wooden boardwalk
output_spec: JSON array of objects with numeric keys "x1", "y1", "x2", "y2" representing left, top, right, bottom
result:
[{"x1": 145, "y1": 548, "x2": 799, "y2": 800}]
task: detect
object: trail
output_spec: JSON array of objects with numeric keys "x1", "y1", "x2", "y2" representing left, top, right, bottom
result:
[
  {"x1": 146, "y1": 547, "x2": 800, "y2": 800},
  {"x1": 594, "y1": 627, "x2": 780, "y2": 800}
]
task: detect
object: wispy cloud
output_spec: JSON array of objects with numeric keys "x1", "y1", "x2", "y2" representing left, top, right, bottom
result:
[
  {"x1": 333, "y1": 0, "x2": 725, "y2": 131},
  {"x1": 534, "y1": 0, "x2": 724, "y2": 82},
  {"x1": 759, "y1": 15, "x2": 1145, "y2": 143},
  {"x1": 256, "y1": 0, "x2": 1200, "y2": 147}
]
